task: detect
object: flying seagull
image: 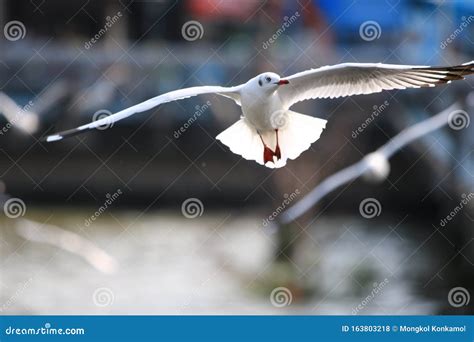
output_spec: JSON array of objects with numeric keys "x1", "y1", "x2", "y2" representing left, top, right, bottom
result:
[
  {"x1": 44, "y1": 61, "x2": 474, "y2": 168},
  {"x1": 279, "y1": 102, "x2": 463, "y2": 224}
]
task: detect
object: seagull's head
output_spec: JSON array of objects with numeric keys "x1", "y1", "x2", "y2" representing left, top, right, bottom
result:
[{"x1": 251, "y1": 72, "x2": 289, "y2": 93}]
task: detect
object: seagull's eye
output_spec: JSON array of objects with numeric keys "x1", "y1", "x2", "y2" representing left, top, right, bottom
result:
[
  {"x1": 266, "y1": 77, "x2": 271, "y2": 82},
  {"x1": 258, "y1": 79, "x2": 263, "y2": 86}
]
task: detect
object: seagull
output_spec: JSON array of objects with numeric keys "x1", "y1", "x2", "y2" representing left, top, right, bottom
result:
[
  {"x1": 44, "y1": 61, "x2": 474, "y2": 168},
  {"x1": 279, "y1": 102, "x2": 462, "y2": 224}
]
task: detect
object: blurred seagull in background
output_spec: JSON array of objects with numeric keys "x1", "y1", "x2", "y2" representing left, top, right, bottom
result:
[
  {"x1": 45, "y1": 61, "x2": 474, "y2": 168},
  {"x1": 279, "y1": 102, "x2": 464, "y2": 224}
]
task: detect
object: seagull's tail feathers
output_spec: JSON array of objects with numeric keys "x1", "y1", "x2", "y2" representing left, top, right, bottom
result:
[
  {"x1": 216, "y1": 118, "x2": 268, "y2": 166},
  {"x1": 216, "y1": 111, "x2": 327, "y2": 169},
  {"x1": 273, "y1": 111, "x2": 327, "y2": 167}
]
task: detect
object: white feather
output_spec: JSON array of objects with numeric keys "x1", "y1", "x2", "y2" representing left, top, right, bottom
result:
[
  {"x1": 216, "y1": 111, "x2": 326, "y2": 169},
  {"x1": 278, "y1": 62, "x2": 474, "y2": 106}
]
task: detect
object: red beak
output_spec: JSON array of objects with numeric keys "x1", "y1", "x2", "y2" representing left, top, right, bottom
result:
[{"x1": 277, "y1": 79, "x2": 289, "y2": 85}]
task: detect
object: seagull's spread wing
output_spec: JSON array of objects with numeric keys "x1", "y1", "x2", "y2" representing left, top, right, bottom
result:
[
  {"x1": 45, "y1": 85, "x2": 241, "y2": 142},
  {"x1": 278, "y1": 62, "x2": 474, "y2": 107}
]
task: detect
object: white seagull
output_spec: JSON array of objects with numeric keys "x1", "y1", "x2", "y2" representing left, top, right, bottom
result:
[{"x1": 45, "y1": 61, "x2": 474, "y2": 168}]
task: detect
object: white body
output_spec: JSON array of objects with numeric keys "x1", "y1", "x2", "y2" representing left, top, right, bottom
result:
[{"x1": 241, "y1": 87, "x2": 285, "y2": 131}]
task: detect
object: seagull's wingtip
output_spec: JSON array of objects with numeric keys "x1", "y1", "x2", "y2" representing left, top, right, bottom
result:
[
  {"x1": 43, "y1": 134, "x2": 63, "y2": 143},
  {"x1": 41, "y1": 126, "x2": 89, "y2": 142}
]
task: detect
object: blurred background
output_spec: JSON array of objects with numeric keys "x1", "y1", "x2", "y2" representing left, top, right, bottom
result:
[{"x1": 0, "y1": 0, "x2": 473, "y2": 314}]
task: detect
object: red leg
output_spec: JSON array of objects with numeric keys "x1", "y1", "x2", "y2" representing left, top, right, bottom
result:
[
  {"x1": 274, "y1": 129, "x2": 281, "y2": 160},
  {"x1": 264, "y1": 146, "x2": 274, "y2": 164},
  {"x1": 258, "y1": 132, "x2": 274, "y2": 164}
]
